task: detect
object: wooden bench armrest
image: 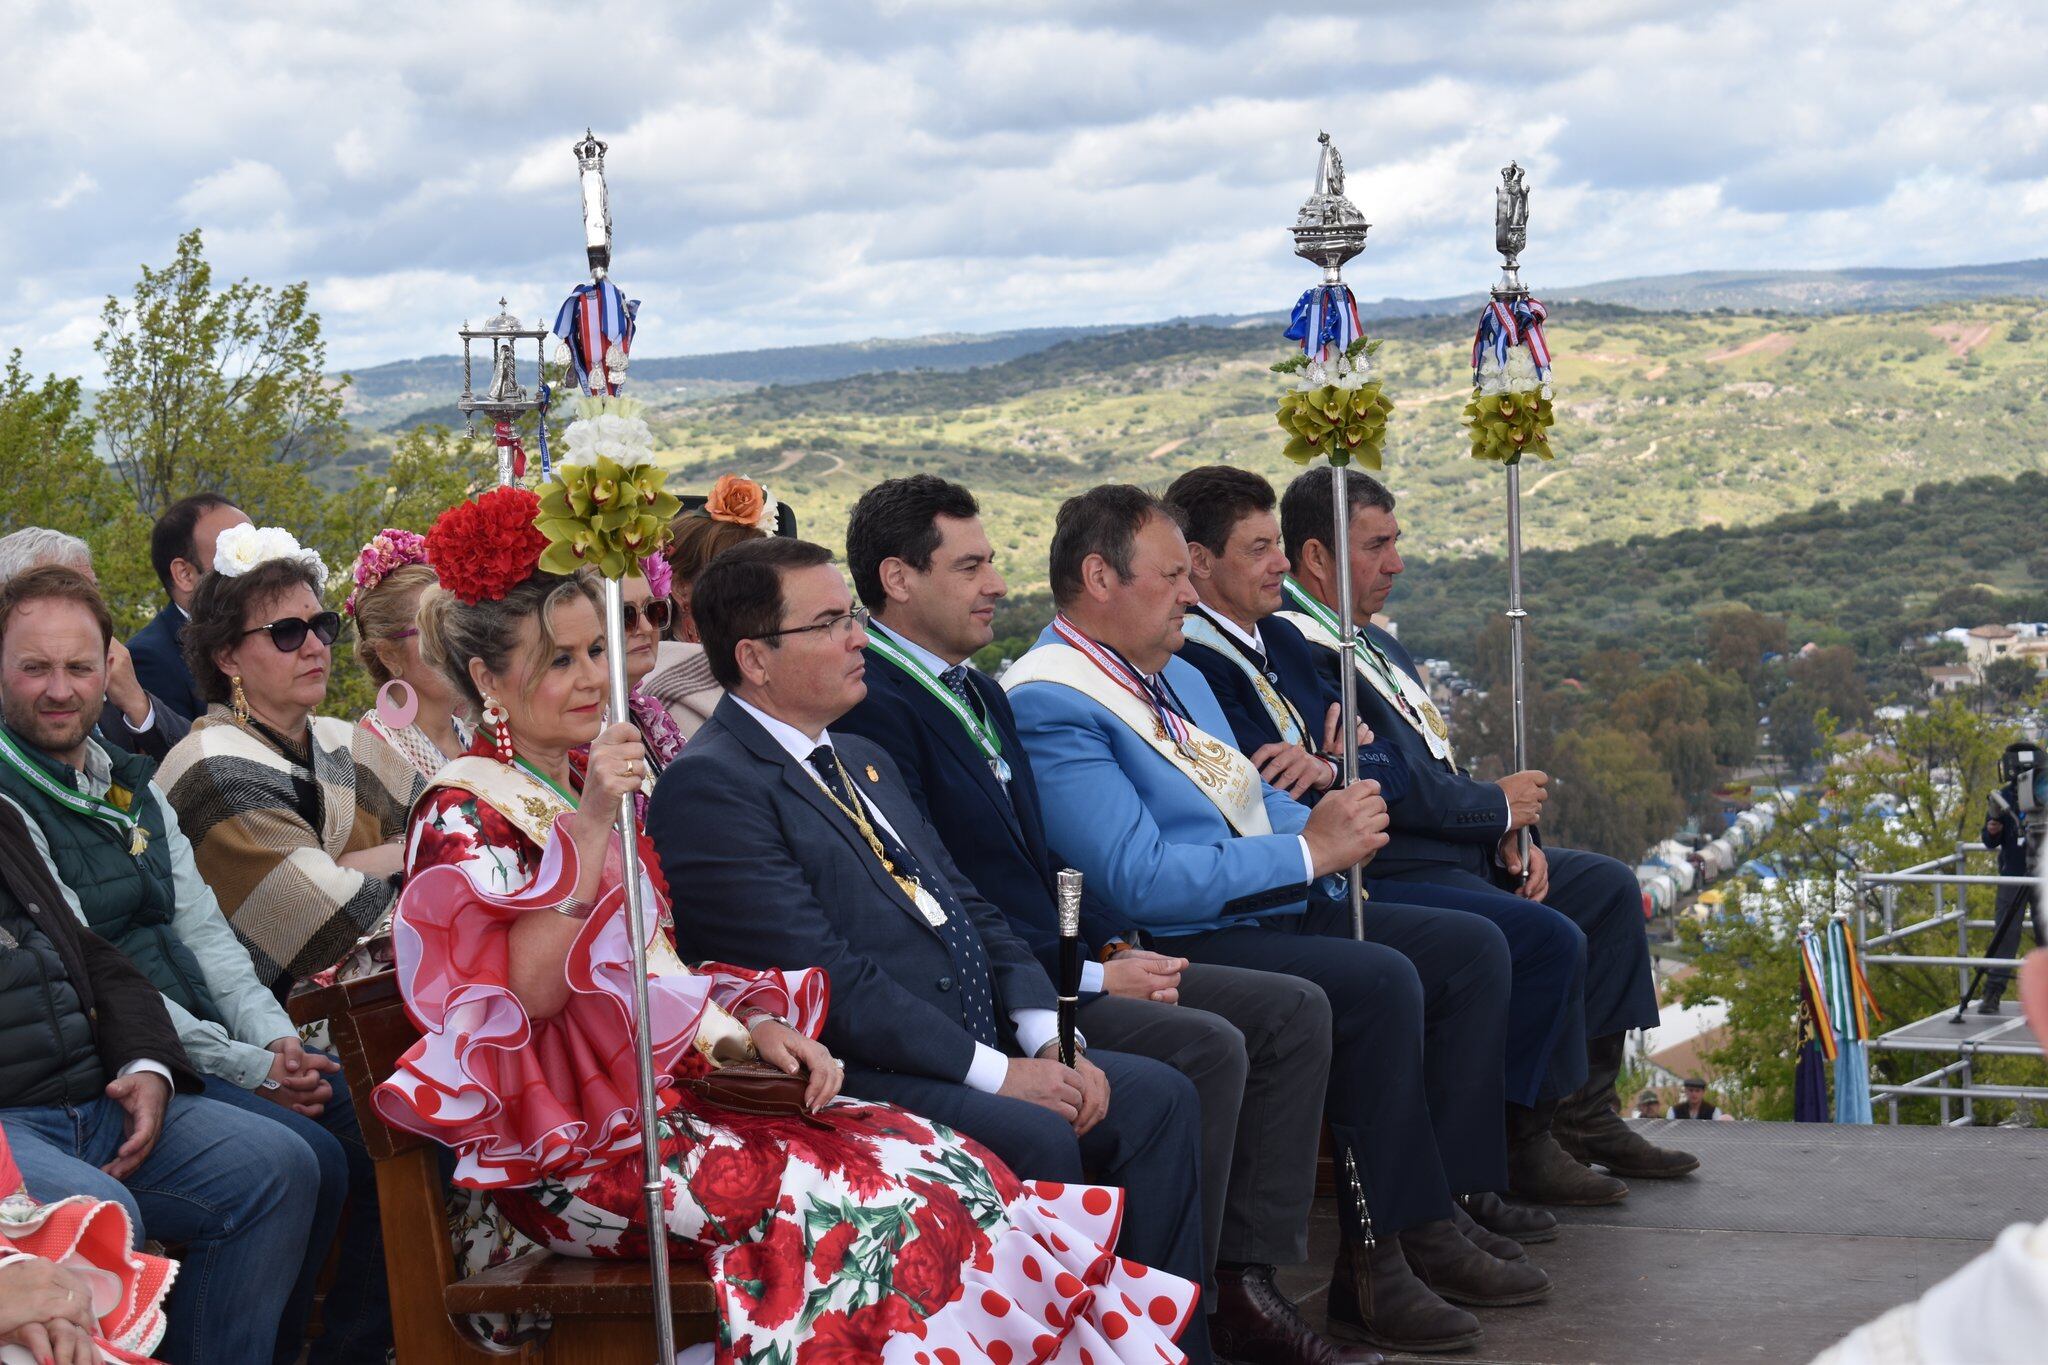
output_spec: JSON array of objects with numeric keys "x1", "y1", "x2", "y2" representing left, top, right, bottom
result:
[{"x1": 442, "y1": 1251, "x2": 717, "y2": 1318}]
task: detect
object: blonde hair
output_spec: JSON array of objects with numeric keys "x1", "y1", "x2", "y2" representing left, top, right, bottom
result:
[
  {"x1": 417, "y1": 569, "x2": 602, "y2": 712},
  {"x1": 352, "y1": 562, "x2": 439, "y2": 686}
]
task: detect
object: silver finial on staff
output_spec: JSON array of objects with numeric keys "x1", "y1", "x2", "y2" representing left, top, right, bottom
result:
[
  {"x1": 574, "y1": 128, "x2": 613, "y2": 280},
  {"x1": 1056, "y1": 869, "x2": 1083, "y2": 1066},
  {"x1": 1291, "y1": 131, "x2": 1371, "y2": 941}
]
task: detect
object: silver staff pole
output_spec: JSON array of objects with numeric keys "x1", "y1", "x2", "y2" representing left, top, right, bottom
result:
[
  {"x1": 576, "y1": 127, "x2": 675, "y2": 1365},
  {"x1": 1291, "y1": 132, "x2": 1372, "y2": 940},
  {"x1": 1493, "y1": 162, "x2": 1535, "y2": 883}
]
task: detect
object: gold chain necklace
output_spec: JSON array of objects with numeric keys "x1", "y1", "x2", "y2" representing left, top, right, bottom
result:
[{"x1": 802, "y1": 752, "x2": 932, "y2": 914}]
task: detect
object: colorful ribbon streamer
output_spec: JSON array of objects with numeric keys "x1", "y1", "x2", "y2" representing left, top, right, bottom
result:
[
  {"x1": 551, "y1": 278, "x2": 639, "y2": 396},
  {"x1": 534, "y1": 382, "x2": 553, "y2": 481},
  {"x1": 1471, "y1": 295, "x2": 1552, "y2": 381},
  {"x1": 1821, "y1": 914, "x2": 1882, "y2": 1124},
  {"x1": 1286, "y1": 283, "x2": 1363, "y2": 360}
]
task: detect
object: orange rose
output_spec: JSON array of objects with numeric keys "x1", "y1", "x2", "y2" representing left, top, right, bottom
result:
[{"x1": 706, "y1": 475, "x2": 767, "y2": 527}]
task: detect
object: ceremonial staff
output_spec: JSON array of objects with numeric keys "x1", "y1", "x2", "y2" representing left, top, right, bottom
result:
[
  {"x1": 533, "y1": 130, "x2": 678, "y2": 1363},
  {"x1": 1276, "y1": 132, "x2": 1391, "y2": 941},
  {"x1": 1464, "y1": 163, "x2": 1555, "y2": 883},
  {"x1": 1056, "y1": 869, "x2": 1083, "y2": 1066}
]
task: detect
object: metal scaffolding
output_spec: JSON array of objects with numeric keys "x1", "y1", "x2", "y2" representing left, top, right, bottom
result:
[{"x1": 1856, "y1": 846, "x2": 2048, "y2": 1125}]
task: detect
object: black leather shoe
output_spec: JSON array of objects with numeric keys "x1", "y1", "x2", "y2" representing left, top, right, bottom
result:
[
  {"x1": 1449, "y1": 1203, "x2": 1526, "y2": 1263},
  {"x1": 1461, "y1": 1191, "x2": 1557, "y2": 1245},
  {"x1": 1212, "y1": 1263, "x2": 1383, "y2": 1364},
  {"x1": 1398, "y1": 1219, "x2": 1551, "y2": 1308},
  {"x1": 1508, "y1": 1127, "x2": 1630, "y2": 1206},
  {"x1": 1327, "y1": 1238, "x2": 1481, "y2": 1355}
]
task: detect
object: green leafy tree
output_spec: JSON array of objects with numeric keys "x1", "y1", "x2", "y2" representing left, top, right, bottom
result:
[
  {"x1": 1704, "y1": 606, "x2": 1788, "y2": 697},
  {"x1": 1981, "y1": 656, "x2": 2042, "y2": 705},
  {"x1": 93, "y1": 229, "x2": 344, "y2": 528},
  {"x1": 0, "y1": 352, "x2": 154, "y2": 626},
  {"x1": 1546, "y1": 724, "x2": 1679, "y2": 860}
]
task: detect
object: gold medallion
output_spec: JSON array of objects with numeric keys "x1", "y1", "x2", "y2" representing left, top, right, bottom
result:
[
  {"x1": 129, "y1": 826, "x2": 149, "y2": 858},
  {"x1": 865, "y1": 764, "x2": 880, "y2": 783}
]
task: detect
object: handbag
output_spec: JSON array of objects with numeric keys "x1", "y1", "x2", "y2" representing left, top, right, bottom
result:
[{"x1": 684, "y1": 1061, "x2": 829, "y2": 1128}]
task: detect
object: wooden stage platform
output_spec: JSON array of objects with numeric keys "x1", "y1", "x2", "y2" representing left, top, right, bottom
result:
[{"x1": 1271, "y1": 1119, "x2": 2048, "y2": 1363}]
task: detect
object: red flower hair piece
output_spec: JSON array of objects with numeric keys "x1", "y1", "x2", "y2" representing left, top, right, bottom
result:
[{"x1": 425, "y1": 486, "x2": 549, "y2": 605}]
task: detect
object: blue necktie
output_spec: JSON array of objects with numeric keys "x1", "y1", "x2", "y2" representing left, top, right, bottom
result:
[{"x1": 808, "y1": 745, "x2": 1001, "y2": 1049}]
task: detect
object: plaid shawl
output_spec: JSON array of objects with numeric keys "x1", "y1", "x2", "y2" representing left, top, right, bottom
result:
[{"x1": 156, "y1": 708, "x2": 425, "y2": 984}]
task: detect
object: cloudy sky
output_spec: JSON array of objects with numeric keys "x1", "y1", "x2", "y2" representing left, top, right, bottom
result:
[{"x1": 2, "y1": 0, "x2": 2042, "y2": 380}]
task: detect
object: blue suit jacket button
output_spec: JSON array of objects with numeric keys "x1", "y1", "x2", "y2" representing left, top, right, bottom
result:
[{"x1": 937, "y1": 976, "x2": 954, "y2": 992}]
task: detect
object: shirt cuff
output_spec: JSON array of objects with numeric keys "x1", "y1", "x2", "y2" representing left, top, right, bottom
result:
[
  {"x1": 1080, "y1": 960, "x2": 1105, "y2": 994},
  {"x1": 964, "y1": 1042, "x2": 1010, "y2": 1094},
  {"x1": 124, "y1": 704, "x2": 156, "y2": 734},
  {"x1": 118, "y1": 1059, "x2": 173, "y2": 1089},
  {"x1": 1297, "y1": 835, "x2": 1317, "y2": 884},
  {"x1": 1012, "y1": 1008, "x2": 1063, "y2": 1061}
]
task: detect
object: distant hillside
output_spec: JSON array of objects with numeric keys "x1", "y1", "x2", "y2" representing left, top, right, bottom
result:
[
  {"x1": 629, "y1": 297, "x2": 2048, "y2": 594},
  {"x1": 335, "y1": 258, "x2": 2048, "y2": 428}
]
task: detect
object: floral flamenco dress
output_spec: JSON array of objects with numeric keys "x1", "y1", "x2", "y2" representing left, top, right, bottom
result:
[{"x1": 372, "y1": 750, "x2": 1194, "y2": 1365}]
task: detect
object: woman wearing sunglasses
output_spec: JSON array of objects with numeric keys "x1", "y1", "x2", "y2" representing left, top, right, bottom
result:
[
  {"x1": 611, "y1": 556, "x2": 688, "y2": 795},
  {"x1": 155, "y1": 525, "x2": 426, "y2": 1001}
]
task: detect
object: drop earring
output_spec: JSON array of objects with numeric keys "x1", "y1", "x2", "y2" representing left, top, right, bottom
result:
[
  {"x1": 481, "y1": 694, "x2": 513, "y2": 763},
  {"x1": 230, "y1": 675, "x2": 250, "y2": 724}
]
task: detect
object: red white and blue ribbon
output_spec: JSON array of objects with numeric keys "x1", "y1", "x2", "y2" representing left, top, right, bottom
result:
[
  {"x1": 1471, "y1": 296, "x2": 1551, "y2": 382},
  {"x1": 1286, "y1": 283, "x2": 1363, "y2": 361},
  {"x1": 533, "y1": 382, "x2": 553, "y2": 480},
  {"x1": 1050, "y1": 614, "x2": 1192, "y2": 752},
  {"x1": 551, "y1": 278, "x2": 639, "y2": 396}
]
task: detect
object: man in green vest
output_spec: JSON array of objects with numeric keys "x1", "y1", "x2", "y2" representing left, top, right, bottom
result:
[{"x1": 0, "y1": 565, "x2": 390, "y2": 1364}]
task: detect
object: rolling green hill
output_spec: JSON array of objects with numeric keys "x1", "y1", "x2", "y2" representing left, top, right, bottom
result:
[{"x1": 632, "y1": 297, "x2": 2048, "y2": 596}]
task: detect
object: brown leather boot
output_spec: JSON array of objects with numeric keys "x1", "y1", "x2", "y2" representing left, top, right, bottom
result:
[
  {"x1": 1449, "y1": 1203, "x2": 1526, "y2": 1264},
  {"x1": 1398, "y1": 1218, "x2": 1552, "y2": 1308},
  {"x1": 1211, "y1": 1262, "x2": 1383, "y2": 1364},
  {"x1": 1326, "y1": 1238, "x2": 1482, "y2": 1355},
  {"x1": 1460, "y1": 1191, "x2": 1557, "y2": 1245},
  {"x1": 1507, "y1": 1100, "x2": 1630, "y2": 1206},
  {"x1": 1554, "y1": 1034, "x2": 1700, "y2": 1179}
]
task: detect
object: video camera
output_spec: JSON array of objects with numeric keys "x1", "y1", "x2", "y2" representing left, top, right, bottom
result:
[{"x1": 1999, "y1": 740, "x2": 2045, "y2": 815}]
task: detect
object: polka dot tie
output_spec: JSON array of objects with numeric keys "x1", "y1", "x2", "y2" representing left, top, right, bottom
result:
[{"x1": 809, "y1": 745, "x2": 1002, "y2": 1049}]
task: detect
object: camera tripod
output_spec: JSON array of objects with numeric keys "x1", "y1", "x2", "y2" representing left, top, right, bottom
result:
[{"x1": 1952, "y1": 876, "x2": 2044, "y2": 1020}]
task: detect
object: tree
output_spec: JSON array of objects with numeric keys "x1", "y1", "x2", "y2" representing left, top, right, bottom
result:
[
  {"x1": 1787, "y1": 644, "x2": 1871, "y2": 726},
  {"x1": 1546, "y1": 724, "x2": 1679, "y2": 860},
  {"x1": 1981, "y1": 656, "x2": 2042, "y2": 706},
  {"x1": 0, "y1": 351, "x2": 154, "y2": 626},
  {"x1": 94, "y1": 230, "x2": 344, "y2": 527},
  {"x1": 1704, "y1": 606, "x2": 1788, "y2": 696}
]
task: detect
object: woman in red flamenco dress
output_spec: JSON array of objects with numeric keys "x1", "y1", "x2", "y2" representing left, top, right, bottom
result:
[
  {"x1": 372, "y1": 489, "x2": 1195, "y2": 1365},
  {"x1": 0, "y1": 1127, "x2": 176, "y2": 1365}
]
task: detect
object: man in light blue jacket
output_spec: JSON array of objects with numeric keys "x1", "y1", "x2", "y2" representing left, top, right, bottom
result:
[{"x1": 1005, "y1": 485, "x2": 1546, "y2": 1356}]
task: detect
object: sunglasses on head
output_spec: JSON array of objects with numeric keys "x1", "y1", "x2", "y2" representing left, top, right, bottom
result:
[
  {"x1": 622, "y1": 599, "x2": 674, "y2": 634},
  {"x1": 242, "y1": 611, "x2": 343, "y2": 652}
]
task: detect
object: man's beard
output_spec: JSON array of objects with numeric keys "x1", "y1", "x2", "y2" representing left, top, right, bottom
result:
[{"x1": 0, "y1": 692, "x2": 102, "y2": 756}]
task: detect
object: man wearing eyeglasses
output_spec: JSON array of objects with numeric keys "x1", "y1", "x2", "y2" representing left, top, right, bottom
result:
[
  {"x1": 0, "y1": 565, "x2": 352, "y2": 1363},
  {"x1": 652, "y1": 537, "x2": 1216, "y2": 1363}
]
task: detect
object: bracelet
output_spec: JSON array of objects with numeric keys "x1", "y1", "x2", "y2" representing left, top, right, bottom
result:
[
  {"x1": 737, "y1": 1006, "x2": 781, "y2": 1029},
  {"x1": 550, "y1": 895, "x2": 594, "y2": 920}
]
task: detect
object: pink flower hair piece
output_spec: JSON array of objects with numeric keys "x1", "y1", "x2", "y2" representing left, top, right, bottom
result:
[
  {"x1": 346, "y1": 528, "x2": 431, "y2": 617},
  {"x1": 640, "y1": 553, "x2": 673, "y2": 599}
]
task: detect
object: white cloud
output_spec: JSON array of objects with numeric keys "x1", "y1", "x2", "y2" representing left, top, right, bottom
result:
[{"x1": 0, "y1": 0, "x2": 2040, "y2": 384}]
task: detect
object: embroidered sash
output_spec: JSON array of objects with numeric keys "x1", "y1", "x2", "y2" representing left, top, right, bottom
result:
[
  {"x1": 1003, "y1": 641, "x2": 1272, "y2": 837},
  {"x1": 1278, "y1": 578, "x2": 1455, "y2": 767},
  {"x1": 1180, "y1": 609, "x2": 1307, "y2": 747}
]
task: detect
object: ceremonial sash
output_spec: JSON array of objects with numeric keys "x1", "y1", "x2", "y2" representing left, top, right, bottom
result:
[
  {"x1": 1180, "y1": 608, "x2": 1307, "y2": 748},
  {"x1": 1002, "y1": 639, "x2": 1271, "y2": 837},
  {"x1": 421, "y1": 757, "x2": 706, "y2": 989},
  {"x1": 866, "y1": 629, "x2": 1011, "y2": 783},
  {"x1": 1278, "y1": 578, "x2": 1455, "y2": 767},
  {"x1": 0, "y1": 728, "x2": 148, "y2": 857}
]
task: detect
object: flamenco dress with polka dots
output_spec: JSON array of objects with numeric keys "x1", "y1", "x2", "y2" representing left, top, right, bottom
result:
[{"x1": 371, "y1": 743, "x2": 1195, "y2": 1365}]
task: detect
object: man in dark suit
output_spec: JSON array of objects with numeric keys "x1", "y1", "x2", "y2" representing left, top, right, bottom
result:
[
  {"x1": 836, "y1": 476, "x2": 1373, "y2": 1365},
  {"x1": 128, "y1": 493, "x2": 248, "y2": 723},
  {"x1": 1276, "y1": 466, "x2": 1698, "y2": 1195},
  {"x1": 651, "y1": 536, "x2": 1215, "y2": 1363},
  {"x1": 0, "y1": 527, "x2": 191, "y2": 758},
  {"x1": 1165, "y1": 466, "x2": 1597, "y2": 1216}
]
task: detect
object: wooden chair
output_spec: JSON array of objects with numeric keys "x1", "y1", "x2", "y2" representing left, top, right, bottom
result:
[{"x1": 292, "y1": 972, "x2": 717, "y2": 1365}]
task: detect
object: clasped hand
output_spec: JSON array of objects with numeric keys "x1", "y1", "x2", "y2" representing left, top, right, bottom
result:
[{"x1": 1004, "y1": 1050, "x2": 1111, "y2": 1136}]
